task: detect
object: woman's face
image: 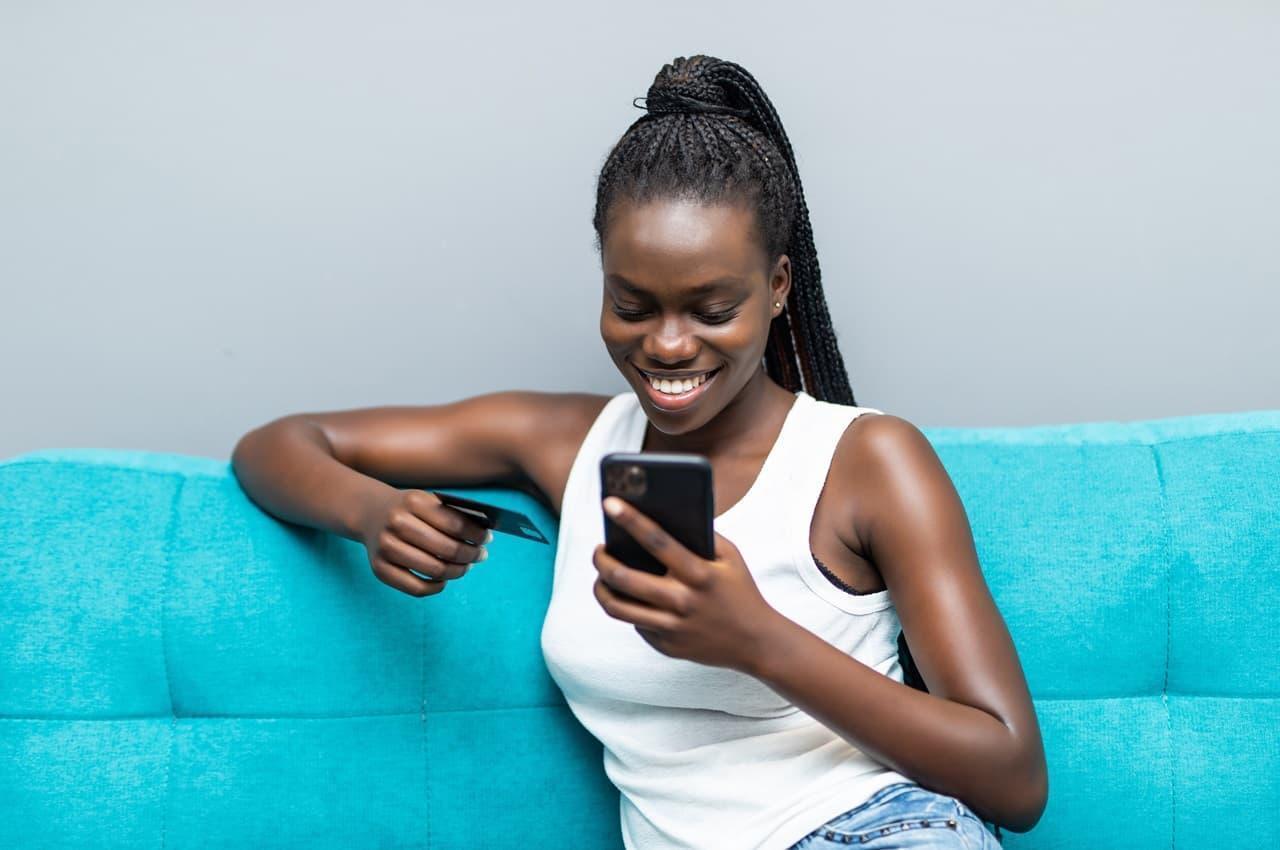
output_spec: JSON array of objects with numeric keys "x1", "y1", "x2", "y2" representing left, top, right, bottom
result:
[{"x1": 600, "y1": 197, "x2": 790, "y2": 434}]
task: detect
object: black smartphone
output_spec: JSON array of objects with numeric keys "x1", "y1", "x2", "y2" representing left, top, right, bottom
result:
[{"x1": 600, "y1": 452, "x2": 714, "y2": 575}]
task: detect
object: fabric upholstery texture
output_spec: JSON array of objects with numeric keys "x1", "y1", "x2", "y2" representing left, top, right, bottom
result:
[{"x1": 1, "y1": 408, "x2": 1277, "y2": 849}]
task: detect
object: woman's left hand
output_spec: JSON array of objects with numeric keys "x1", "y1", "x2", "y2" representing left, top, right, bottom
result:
[{"x1": 592, "y1": 495, "x2": 783, "y2": 674}]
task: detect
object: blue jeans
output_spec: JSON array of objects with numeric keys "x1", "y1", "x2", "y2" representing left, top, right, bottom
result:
[{"x1": 789, "y1": 782, "x2": 1002, "y2": 849}]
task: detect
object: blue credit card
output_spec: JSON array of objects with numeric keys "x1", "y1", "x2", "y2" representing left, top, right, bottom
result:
[{"x1": 432, "y1": 491, "x2": 549, "y2": 545}]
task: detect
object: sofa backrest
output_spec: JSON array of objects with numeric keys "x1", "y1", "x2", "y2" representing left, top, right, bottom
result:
[{"x1": 2, "y1": 408, "x2": 1278, "y2": 849}]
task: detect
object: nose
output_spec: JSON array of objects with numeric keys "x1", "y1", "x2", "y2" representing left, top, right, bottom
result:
[{"x1": 641, "y1": 315, "x2": 699, "y2": 365}]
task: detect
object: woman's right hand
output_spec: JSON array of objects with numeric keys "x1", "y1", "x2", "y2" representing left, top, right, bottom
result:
[{"x1": 358, "y1": 488, "x2": 491, "y2": 597}]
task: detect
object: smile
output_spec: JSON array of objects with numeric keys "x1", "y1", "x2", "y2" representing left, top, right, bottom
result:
[{"x1": 632, "y1": 363, "x2": 723, "y2": 412}]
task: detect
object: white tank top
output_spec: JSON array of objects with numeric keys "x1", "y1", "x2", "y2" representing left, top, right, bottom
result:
[{"x1": 540, "y1": 389, "x2": 916, "y2": 850}]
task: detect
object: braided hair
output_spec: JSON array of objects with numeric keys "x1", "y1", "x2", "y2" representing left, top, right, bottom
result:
[
  {"x1": 590, "y1": 60, "x2": 1000, "y2": 836},
  {"x1": 593, "y1": 55, "x2": 858, "y2": 406}
]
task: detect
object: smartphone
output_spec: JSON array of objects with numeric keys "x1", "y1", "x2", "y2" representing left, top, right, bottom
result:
[{"x1": 600, "y1": 452, "x2": 714, "y2": 575}]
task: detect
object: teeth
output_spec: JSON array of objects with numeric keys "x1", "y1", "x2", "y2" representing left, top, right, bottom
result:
[{"x1": 647, "y1": 370, "x2": 714, "y2": 395}]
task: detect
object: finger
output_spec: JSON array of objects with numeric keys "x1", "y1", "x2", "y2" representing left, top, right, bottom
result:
[
  {"x1": 635, "y1": 626, "x2": 671, "y2": 655},
  {"x1": 424, "y1": 500, "x2": 493, "y2": 546},
  {"x1": 602, "y1": 497, "x2": 703, "y2": 583},
  {"x1": 420, "y1": 520, "x2": 488, "y2": 565},
  {"x1": 372, "y1": 557, "x2": 448, "y2": 597},
  {"x1": 701, "y1": 532, "x2": 738, "y2": 586},
  {"x1": 593, "y1": 577, "x2": 680, "y2": 632},
  {"x1": 380, "y1": 532, "x2": 471, "y2": 581},
  {"x1": 390, "y1": 510, "x2": 487, "y2": 565},
  {"x1": 593, "y1": 544, "x2": 691, "y2": 614}
]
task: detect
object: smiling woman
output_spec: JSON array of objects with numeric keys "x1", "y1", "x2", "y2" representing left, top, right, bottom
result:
[
  {"x1": 539, "y1": 55, "x2": 1043, "y2": 849},
  {"x1": 232, "y1": 52, "x2": 1042, "y2": 850},
  {"x1": 592, "y1": 59, "x2": 853, "y2": 407}
]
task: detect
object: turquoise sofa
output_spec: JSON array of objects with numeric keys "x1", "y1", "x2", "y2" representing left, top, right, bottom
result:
[{"x1": 2, "y1": 408, "x2": 1278, "y2": 849}]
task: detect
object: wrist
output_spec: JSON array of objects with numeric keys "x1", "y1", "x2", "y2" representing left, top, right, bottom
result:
[
  {"x1": 345, "y1": 478, "x2": 397, "y2": 543},
  {"x1": 741, "y1": 608, "x2": 802, "y2": 682}
]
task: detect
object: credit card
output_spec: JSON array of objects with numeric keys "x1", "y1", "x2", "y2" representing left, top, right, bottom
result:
[{"x1": 432, "y1": 491, "x2": 549, "y2": 545}]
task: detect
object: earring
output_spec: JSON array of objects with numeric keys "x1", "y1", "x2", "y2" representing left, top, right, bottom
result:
[{"x1": 774, "y1": 301, "x2": 782, "y2": 309}]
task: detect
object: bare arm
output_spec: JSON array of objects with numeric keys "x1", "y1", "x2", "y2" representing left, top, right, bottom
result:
[
  {"x1": 232, "y1": 390, "x2": 603, "y2": 522},
  {"x1": 749, "y1": 415, "x2": 1048, "y2": 831},
  {"x1": 230, "y1": 416, "x2": 396, "y2": 542},
  {"x1": 230, "y1": 389, "x2": 570, "y2": 535},
  {"x1": 231, "y1": 391, "x2": 608, "y2": 595}
]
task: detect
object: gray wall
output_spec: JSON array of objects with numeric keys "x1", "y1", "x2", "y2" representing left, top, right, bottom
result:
[{"x1": 3, "y1": 1, "x2": 1277, "y2": 461}]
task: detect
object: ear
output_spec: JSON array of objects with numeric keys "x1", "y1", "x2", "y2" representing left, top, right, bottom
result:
[{"x1": 769, "y1": 254, "x2": 792, "y2": 314}]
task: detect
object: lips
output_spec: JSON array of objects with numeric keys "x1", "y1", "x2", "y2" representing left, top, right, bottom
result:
[{"x1": 632, "y1": 363, "x2": 723, "y2": 413}]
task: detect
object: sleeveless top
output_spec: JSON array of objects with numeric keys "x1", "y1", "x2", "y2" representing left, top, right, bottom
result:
[{"x1": 539, "y1": 390, "x2": 919, "y2": 850}]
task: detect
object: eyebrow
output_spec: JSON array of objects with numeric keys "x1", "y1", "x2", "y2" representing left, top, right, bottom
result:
[{"x1": 607, "y1": 275, "x2": 744, "y2": 296}]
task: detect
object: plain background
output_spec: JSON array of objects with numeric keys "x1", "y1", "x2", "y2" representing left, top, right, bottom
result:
[{"x1": 2, "y1": 1, "x2": 1277, "y2": 461}]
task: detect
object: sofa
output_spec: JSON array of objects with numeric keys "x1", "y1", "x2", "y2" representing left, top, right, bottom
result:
[{"x1": 2, "y1": 407, "x2": 1277, "y2": 849}]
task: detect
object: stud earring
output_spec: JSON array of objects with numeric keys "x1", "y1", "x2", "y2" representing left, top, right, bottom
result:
[{"x1": 774, "y1": 300, "x2": 782, "y2": 309}]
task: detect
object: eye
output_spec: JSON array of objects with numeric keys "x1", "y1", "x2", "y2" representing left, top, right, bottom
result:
[
  {"x1": 694, "y1": 309, "x2": 738, "y2": 325},
  {"x1": 611, "y1": 304, "x2": 651, "y2": 321},
  {"x1": 610, "y1": 301, "x2": 737, "y2": 323}
]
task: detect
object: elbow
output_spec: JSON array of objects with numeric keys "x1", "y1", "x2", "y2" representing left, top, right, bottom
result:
[
  {"x1": 970, "y1": 721, "x2": 1047, "y2": 833},
  {"x1": 998, "y1": 746, "x2": 1048, "y2": 833},
  {"x1": 230, "y1": 426, "x2": 269, "y2": 474},
  {"x1": 232, "y1": 417, "x2": 276, "y2": 457},
  {"x1": 232, "y1": 415, "x2": 310, "y2": 462},
  {"x1": 1001, "y1": 772, "x2": 1047, "y2": 833}
]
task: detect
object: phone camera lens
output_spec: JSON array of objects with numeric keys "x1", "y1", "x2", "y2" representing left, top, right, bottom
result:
[{"x1": 624, "y1": 465, "x2": 646, "y2": 496}]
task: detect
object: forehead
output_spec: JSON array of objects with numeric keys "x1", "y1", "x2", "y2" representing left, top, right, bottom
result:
[{"x1": 602, "y1": 198, "x2": 765, "y2": 287}]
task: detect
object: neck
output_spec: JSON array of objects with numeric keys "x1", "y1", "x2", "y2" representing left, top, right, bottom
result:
[{"x1": 642, "y1": 366, "x2": 796, "y2": 459}]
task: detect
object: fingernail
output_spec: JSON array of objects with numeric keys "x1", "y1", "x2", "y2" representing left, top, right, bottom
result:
[
  {"x1": 477, "y1": 547, "x2": 488, "y2": 562},
  {"x1": 484, "y1": 529, "x2": 493, "y2": 544},
  {"x1": 603, "y1": 497, "x2": 623, "y2": 517}
]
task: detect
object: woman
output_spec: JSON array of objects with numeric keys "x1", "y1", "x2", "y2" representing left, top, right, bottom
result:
[{"x1": 232, "y1": 55, "x2": 1046, "y2": 850}]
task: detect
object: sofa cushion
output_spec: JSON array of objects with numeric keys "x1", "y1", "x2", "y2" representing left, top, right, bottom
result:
[{"x1": 3, "y1": 407, "x2": 1279, "y2": 849}]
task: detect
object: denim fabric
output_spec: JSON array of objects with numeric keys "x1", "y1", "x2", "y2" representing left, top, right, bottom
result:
[{"x1": 789, "y1": 782, "x2": 1001, "y2": 849}]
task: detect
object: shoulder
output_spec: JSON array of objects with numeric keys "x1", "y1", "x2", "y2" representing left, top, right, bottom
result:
[
  {"x1": 835, "y1": 410, "x2": 938, "y2": 476},
  {"x1": 827, "y1": 410, "x2": 958, "y2": 552}
]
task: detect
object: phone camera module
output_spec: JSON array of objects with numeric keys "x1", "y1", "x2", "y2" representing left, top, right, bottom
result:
[{"x1": 606, "y1": 464, "x2": 647, "y2": 498}]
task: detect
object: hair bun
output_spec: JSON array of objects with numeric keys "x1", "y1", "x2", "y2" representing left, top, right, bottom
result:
[{"x1": 634, "y1": 55, "x2": 752, "y2": 119}]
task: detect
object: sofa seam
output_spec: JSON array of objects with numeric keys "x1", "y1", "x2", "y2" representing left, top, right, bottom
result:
[
  {"x1": 0, "y1": 460, "x2": 228, "y2": 480},
  {"x1": 159, "y1": 474, "x2": 185, "y2": 850},
  {"x1": 0, "y1": 703, "x2": 585, "y2": 721},
  {"x1": 1150, "y1": 445, "x2": 1176, "y2": 850},
  {"x1": 421, "y1": 599, "x2": 431, "y2": 850},
  {"x1": 6, "y1": 692, "x2": 1275, "y2": 723}
]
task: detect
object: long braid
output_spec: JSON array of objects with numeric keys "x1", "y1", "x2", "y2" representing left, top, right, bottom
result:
[
  {"x1": 712, "y1": 116, "x2": 806, "y2": 395},
  {"x1": 588, "y1": 56, "x2": 978, "y2": 835},
  {"x1": 594, "y1": 55, "x2": 858, "y2": 405},
  {"x1": 713, "y1": 61, "x2": 856, "y2": 404},
  {"x1": 705, "y1": 73, "x2": 992, "y2": 841}
]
